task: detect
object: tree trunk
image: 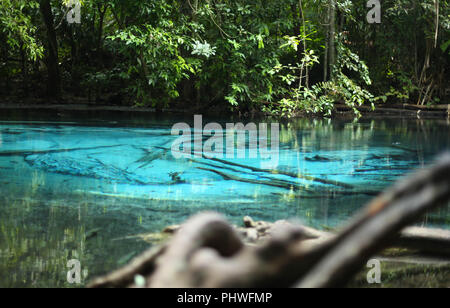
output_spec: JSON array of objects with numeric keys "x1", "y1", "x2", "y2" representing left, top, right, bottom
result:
[
  {"x1": 97, "y1": 4, "x2": 108, "y2": 54},
  {"x1": 299, "y1": 0, "x2": 308, "y2": 88},
  {"x1": 39, "y1": 0, "x2": 62, "y2": 99},
  {"x1": 323, "y1": 5, "x2": 329, "y2": 82},
  {"x1": 20, "y1": 44, "x2": 28, "y2": 96},
  {"x1": 328, "y1": 0, "x2": 336, "y2": 80},
  {"x1": 291, "y1": 3, "x2": 303, "y2": 65}
]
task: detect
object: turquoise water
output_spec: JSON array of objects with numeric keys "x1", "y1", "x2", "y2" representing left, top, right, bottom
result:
[{"x1": 0, "y1": 115, "x2": 449, "y2": 287}]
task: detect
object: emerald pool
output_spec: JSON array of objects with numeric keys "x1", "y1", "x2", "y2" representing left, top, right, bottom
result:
[{"x1": 0, "y1": 114, "x2": 449, "y2": 287}]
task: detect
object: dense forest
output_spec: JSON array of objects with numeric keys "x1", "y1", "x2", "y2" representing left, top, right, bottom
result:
[{"x1": 0, "y1": 0, "x2": 449, "y2": 116}]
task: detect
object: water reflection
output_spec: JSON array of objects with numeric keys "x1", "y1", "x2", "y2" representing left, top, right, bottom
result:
[{"x1": 0, "y1": 116, "x2": 449, "y2": 287}]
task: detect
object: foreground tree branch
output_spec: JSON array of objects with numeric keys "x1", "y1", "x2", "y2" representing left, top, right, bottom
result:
[
  {"x1": 396, "y1": 227, "x2": 450, "y2": 256},
  {"x1": 89, "y1": 154, "x2": 450, "y2": 288},
  {"x1": 296, "y1": 153, "x2": 450, "y2": 287}
]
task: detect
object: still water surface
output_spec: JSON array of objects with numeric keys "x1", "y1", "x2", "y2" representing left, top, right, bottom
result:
[{"x1": 0, "y1": 115, "x2": 449, "y2": 287}]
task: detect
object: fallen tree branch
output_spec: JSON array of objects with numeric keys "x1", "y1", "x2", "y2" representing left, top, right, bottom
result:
[
  {"x1": 208, "y1": 156, "x2": 355, "y2": 189},
  {"x1": 197, "y1": 167, "x2": 312, "y2": 191},
  {"x1": 396, "y1": 227, "x2": 450, "y2": 256},
  {"x1": 87, "y1": 245, "x2": 167, "y2": 288},
  {"x1": 88, "y1": 154, "x2": 450, "y2": 288},
  {"x1": 296, "y1": 153, "x2": 450, "y2": 287},
  {"x1": 156, "y1": 146, "x2": 354, "y2": 189}
]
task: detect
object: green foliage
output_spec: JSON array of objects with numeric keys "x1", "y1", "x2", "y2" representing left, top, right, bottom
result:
[
  {"x1": 109, "y1": 22, "x2": 199, "y2": 106},
  {"x1": 0, "y1": 0, "x2": 42, "y2": 61},
  {"x1": 366, "y1": 0, "x2": 450, "y2": 105},
  {"x1": 264, "y1": 31, "x2": 374, "y2": 117},
  {"x1": 0, "y1": 0, "x2": 447, "y2": 113}
]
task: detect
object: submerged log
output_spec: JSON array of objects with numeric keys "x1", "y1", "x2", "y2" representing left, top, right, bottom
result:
[
  {"x1": 0, "y1": 144, "x2": 122, "y2": 157},
  {"x1": 89, "y1": 154, "x2": 450, "y2": 288},
  {"x1": 156, "y1": 145, "x2": 354, "y2": 189},
  {"x1": 208, "y1": 157, "x2": 355, "y2": 189},
  {"x1": 197, "y1": 167, "x2": 314, "y2": 192},
  {"x1": 194, "y1": 158, "x2": 378, "y2": 195}
]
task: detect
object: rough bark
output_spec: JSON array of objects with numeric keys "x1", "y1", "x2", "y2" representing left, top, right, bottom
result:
[
  {"x1": 297, "y1": 154, "x2": 450, "y2": 287},
  {"x1": 328, "y1": 0, "x2": 336, "y2": 79},
  {"x1": 39, "y1": 0, "x2": 62, "y2": 99},
  {"x1": 396, "y1": 227, "x2": 450, "y2": 256}
]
